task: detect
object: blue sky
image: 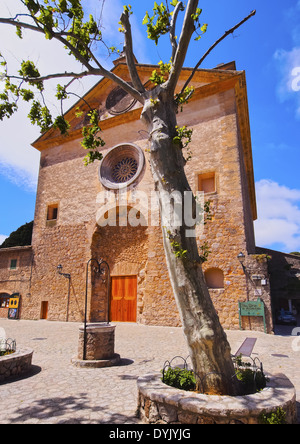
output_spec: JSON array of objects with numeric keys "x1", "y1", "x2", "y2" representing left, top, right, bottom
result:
[{"x1": 0, "y1": 0, "x2": 300, "y2": 253}]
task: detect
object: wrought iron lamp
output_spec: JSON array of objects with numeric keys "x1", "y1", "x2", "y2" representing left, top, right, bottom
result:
[
  {"x1": 57, "y1": 264, "x2": 71, "y2": 279},
  {"x1": 57, "y1": 264, "x2": 71, "y2": 322},
  {"x1": 237, "y1": 252, "x2": 246, "y2": 270}
]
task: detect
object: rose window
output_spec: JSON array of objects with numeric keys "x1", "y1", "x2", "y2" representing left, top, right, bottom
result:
[
  {"x1": 112, "y1": 158, "x2": 138, "y2": 183},
  {"x1": 99, "y1": 143, "x2": 145, "y2": 190}
]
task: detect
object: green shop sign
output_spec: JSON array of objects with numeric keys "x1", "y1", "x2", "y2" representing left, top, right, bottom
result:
[{"x1": 238, "y1": 298, "x2": 266, "y2": 333}]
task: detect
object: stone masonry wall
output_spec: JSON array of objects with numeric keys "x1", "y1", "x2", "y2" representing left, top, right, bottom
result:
[
  {"x1": 0, "y1": 247, "x2": 33, "y2": 319},
  {"x1": 2, "y1": 68, "x2": 271, "y2": 333}
]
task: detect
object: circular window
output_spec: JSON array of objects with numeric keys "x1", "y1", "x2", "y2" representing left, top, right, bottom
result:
[
  {"x1": 99, "y1": 143, "x2": 145, "y2": 190},
  {"x1": 106, "y1": 85, "x2": 137, "y2": 116}
]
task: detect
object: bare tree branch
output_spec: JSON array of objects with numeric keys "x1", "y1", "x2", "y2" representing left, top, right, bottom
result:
[
  {"x1": 120, "y1": 10, "x2": 145, "y2": 94},
  {"x1": 180, "y1": 10, "x2": 257, "y2": 94},
  {"x1": 167, "y1": 0, "x2": 199, "y2": 93},
  {"x1": 169, "y1": 1, "x2": 185, "y2": 61},
  {"x1": 6, "y1": 70, "x2": 95, "y2": 83},
  {"x1": 0, "y1": 17, "x2": 95, "y2": 70},
  {"x1": 0, "y1": 15, "x2": 144, "y2": 105}
]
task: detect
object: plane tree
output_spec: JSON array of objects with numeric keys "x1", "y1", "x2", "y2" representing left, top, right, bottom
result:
[{"x1": 0, "y1": 0, "x2": 255, "y2": 395}]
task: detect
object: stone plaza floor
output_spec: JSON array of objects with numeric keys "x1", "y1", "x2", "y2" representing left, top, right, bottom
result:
[{"x1": 0, "y1": 319, "x2": 299, "y2": 424}]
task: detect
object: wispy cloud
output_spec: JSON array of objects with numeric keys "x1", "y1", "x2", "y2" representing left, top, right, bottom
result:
[
  {"x1": 254, "y1": 179, "x2": 300, "y2": 253},
  {"x1": 273, "y1": 2, "x2": 300, "y2": 118},
  {"x1": 274, "y1": 47, "x2": 300, "y2": 118}
]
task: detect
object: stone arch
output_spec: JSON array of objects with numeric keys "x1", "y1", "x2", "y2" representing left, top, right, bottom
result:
[{"x1": 89, "y1": 216, "x2": 149, "y2": 322}]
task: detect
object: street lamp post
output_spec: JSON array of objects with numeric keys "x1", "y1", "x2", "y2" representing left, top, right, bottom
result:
[{"x1": 57, "y1": 264, "x2": 71, "y2": 322}]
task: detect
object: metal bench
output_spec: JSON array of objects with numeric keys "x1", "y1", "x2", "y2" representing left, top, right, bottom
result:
[{"x1": 234, "y1": 338, "x2": 257, "y2": 357}]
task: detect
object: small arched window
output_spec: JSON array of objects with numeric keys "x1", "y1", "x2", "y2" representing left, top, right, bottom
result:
[{"x1": 204, "y1": 268, "x2": 224, "y2": 289}]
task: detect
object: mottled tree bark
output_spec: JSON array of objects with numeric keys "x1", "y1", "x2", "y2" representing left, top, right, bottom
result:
[{"x1": 141, "y1": 91, "x2": 238, "y2": 395}]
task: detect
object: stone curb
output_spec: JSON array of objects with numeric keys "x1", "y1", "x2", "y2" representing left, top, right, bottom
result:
[
  {"x1": 137, "y1": 372, "x2": 297, "y2": 424},
  {"x1": 71, "y1": 353, "x2": 121, "y2": 368},
  {"x1": 0, "y1": 348, "x2": 33, "y2": 382}
]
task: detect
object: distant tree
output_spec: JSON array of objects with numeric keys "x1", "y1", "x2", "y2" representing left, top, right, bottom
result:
[
  {"x1": 0, "y1": 0, "x2": 256, "y2": 395},
  {"x1": 0, "y1": 221, "x2": 33, "y2": 249},
  {"x1": 290, "y1": 252, "x2": 300, "y2": 256}
]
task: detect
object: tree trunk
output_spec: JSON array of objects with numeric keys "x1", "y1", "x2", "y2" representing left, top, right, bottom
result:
[{"x1": 141, "y1": 89, "x2": 239, "y2": 396}]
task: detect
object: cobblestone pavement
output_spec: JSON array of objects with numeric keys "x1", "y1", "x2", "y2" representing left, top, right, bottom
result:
[{"x1": 0, "y1": 319, "x2": 299, "y2": 424}]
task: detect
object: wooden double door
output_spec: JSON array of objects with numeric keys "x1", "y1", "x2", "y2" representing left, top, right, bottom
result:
[{"x1": 110, "y1": 276, "x2": 137, "y2": 322}]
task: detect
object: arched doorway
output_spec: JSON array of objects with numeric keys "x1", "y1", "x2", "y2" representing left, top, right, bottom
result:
[{"x1": 90, "y1": 206, "x2": 148, "y2": 323}]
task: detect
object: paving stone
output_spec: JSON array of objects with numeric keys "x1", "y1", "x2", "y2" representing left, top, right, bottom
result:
[{"x1": 0, "y1": 319, "x2": 299, "y2": 424}]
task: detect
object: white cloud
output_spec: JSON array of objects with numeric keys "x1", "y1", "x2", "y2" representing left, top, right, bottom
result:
[
  {"x1": 254, "y1": 179, "x2": 300, "y2": 252},
  {"x1": 273, "y1": 2, "x2": 300, "y2": 118},
  {"x1": 0, "y1": 0, "x2": 91, "y2": 189},
  {"x1": 0, "y1": 234, "x2": 7, "y2": 245},
  {"x1": 0, "y1": 0, "x2": 149, "y2": 190}
]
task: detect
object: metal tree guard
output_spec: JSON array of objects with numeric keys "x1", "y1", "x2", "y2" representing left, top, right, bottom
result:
[{"x1": 83, "y1": 258, "x2": 111, "y2": 361}]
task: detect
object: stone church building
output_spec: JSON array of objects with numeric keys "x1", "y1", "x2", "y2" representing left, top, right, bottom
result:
[{"x1": 2, "y1": 59, "x2": 297, "y2": 333}]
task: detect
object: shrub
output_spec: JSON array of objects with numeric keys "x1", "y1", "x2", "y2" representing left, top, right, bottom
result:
[
  {"x1": 162, "y1": 367, "x2": 196, "y2": 391},
  {"x1": 259, "y1": 408, "x2": 287, "y2": 424},
  {"x1": 234, "y1": 355, "x2": 268, "y2": 395}
]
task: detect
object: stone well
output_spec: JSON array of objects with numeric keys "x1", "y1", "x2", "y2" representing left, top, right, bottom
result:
[
  {"x1": 137, "y1": 373, "x2": 297, "y2": 424},
  {"x1": 72, "y1": 323, "x2": 121, "y2": 368}
]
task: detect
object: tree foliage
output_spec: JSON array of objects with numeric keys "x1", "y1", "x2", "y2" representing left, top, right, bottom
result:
[
  {"x1": 0, "y1": 1, "x2": 255, "y2": 167},
  {"x1": 0, "y1": 0, "x2": 211, "y2": 164},
  {"x1": 0, "y1": 221, "x2": 33, "y2": 249}
]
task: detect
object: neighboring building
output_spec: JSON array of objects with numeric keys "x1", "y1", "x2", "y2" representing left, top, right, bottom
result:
[
  {"x1": 0, "y1": 60, "x2": 279, "y2": 333},
  {"x1": 256, "y1": 247, "x2": 300, "y2": 320}
]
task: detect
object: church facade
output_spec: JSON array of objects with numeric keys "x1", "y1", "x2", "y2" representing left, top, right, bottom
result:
[{"x1": 0, "y1": 60, "x2": 276, "y2": 333}]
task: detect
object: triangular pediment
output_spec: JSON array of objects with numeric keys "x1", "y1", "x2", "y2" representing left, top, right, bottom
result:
[{"x1": 32, "y1": 62, "x2": 241, "y2": 151}]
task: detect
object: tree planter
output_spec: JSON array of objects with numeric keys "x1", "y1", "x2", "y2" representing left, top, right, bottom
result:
[
  {"x1": 0, "y1": 348, "x2": 33, "y2": 382},
  {"x1": 137, "y1": 373, "x2": 297, "y2": 424}
]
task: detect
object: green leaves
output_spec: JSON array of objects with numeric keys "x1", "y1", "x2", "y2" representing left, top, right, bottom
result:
[
  {"x1": 173, "y1": 125, "x2": 193, "y2": 149},
  {"x1": 175, "y1": 86, "x2": 195, "y2": 111},
  {"x1": 18, "y1": 60, "x2": 44, "y2": 91},
  {"x1": 23, "y1": 0, "x2": 102, "y2": 62},
  {"x1": 80, "y1": 109, "x2": 104, "y2": 166},
  {"x1": 56, "y1": 84, "x2": 68, "y2": 100},
  {"x1": 143, "y1": 1, "x2": 207, "y2": 45},
  {"x1": 191, "y1": 8, "x2": 208, "y2": 41},
  {"x1": 143, "y1": 2, "x2": 173, "y2": 45},
  {"x1": 28, "y1": 101, "x2": 53, "y2": 133},
  {"x1": 66, "y1": 13, "x2": 102, "y2": 62},
  {"x1": 24, "y1": 0, "x2": 40, "y2": 15},
  {"x1": 150, "y1": 60, "x2": 172, "y2": 85}
]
